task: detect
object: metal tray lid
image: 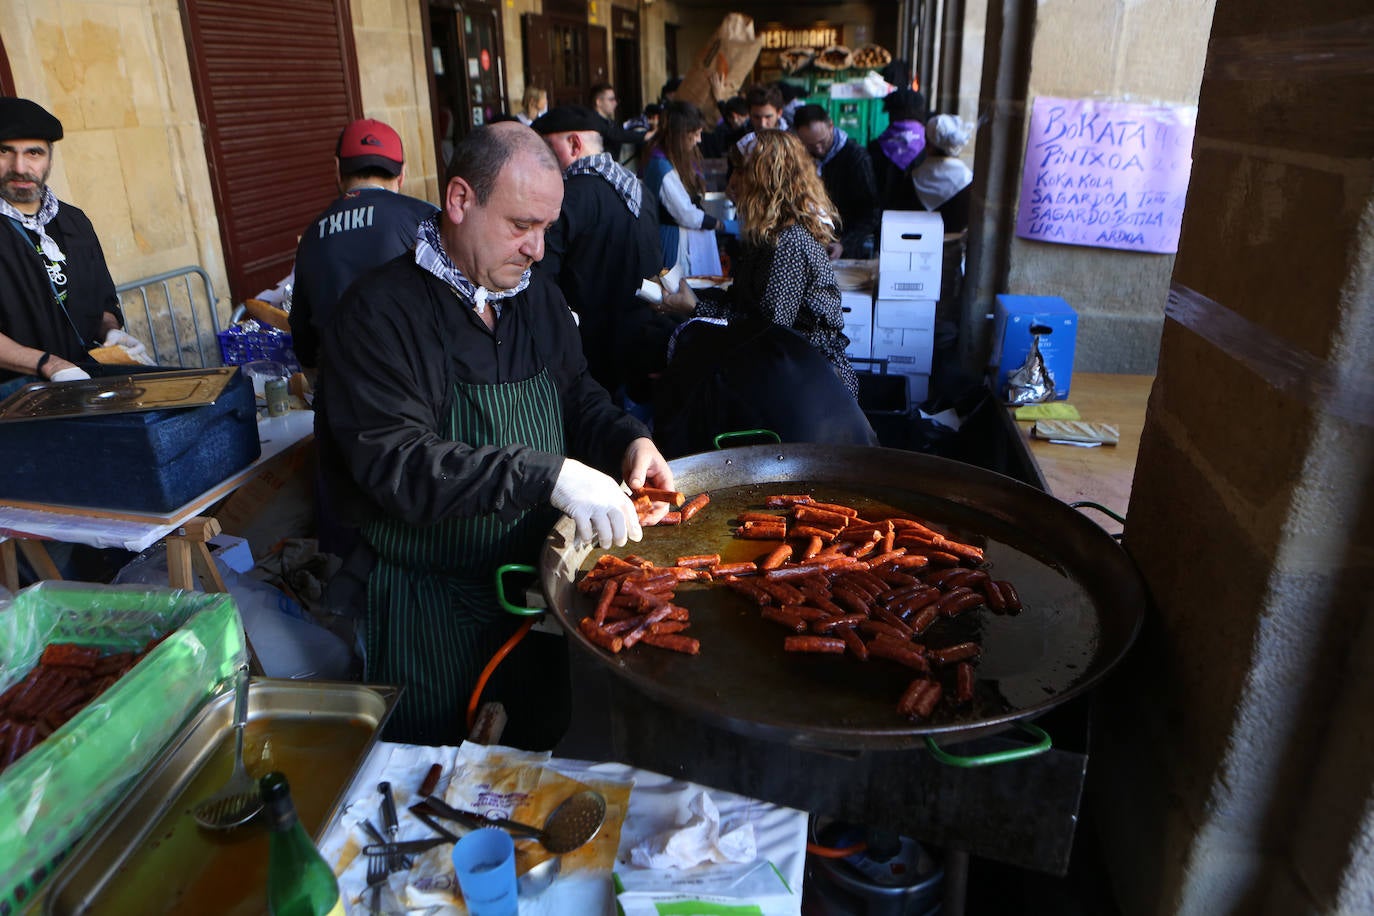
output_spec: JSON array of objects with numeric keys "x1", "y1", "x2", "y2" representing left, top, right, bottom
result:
[{"x1": 0, "y1": 367, "x2": 238, "y2": 423}]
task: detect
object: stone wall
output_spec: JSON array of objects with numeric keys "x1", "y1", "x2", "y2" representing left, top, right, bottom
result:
[
  {"x1": 0, "y1": 0, "x2": 231, "y2": 330},
  {"x1": 352, "y1": 0, "x2": 441, "y2": 205},
  {"x1": 966, "y1": 0, "x2": 1218, "y2": 377},
  {"x1": 1091, "y1": 1, "x2": 1374, "y2": 912}
]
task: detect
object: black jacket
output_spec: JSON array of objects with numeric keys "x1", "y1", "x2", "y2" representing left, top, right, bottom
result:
[
  {"x1": 0, "y1": 203, "x2": 120, "y2": 382},
  {"x1": 537, "y1": 169, "x2": 664, "y2": 398},
  {"x1": 820, "y1": 139, "x2": 880, "y2": 259},
  {"x1": 290, "y1": 187, "x2": 438, "y2": 368},
  {"x1": 318, "y1": 255, "x2": 649, "y2": 529}
]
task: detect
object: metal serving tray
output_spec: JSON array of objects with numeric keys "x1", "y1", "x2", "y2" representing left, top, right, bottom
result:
[
  {"x1": 41, "y1": 678, "x2": 399, "y2": 916},
  {"x1": 0, "y1": 367, "x2": 237, "y2": 423}
]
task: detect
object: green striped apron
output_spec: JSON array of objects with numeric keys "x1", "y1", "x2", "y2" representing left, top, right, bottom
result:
[{"x1": 363, "y1": 368, "x2": 564, "y2": 744}]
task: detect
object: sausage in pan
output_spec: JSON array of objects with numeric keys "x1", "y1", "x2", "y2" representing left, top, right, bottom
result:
[{"x1": 783, "y1": 635, "x2": 847, "y2": 654}]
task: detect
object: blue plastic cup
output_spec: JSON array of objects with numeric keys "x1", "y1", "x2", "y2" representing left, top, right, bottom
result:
[{"x1": 452, "y1": 827, "x2": 518, "y2": 916}]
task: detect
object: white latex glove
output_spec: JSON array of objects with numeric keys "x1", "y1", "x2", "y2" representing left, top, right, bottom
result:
[
  {"x1": 103, "y1": 328, "x2": 155, "y2": 365},
  {"x1": 50, "y1": 366, "x2": 91, "y2": 382},
  {"x1": 550, "y1": 458, "x2": 643, "y2": 549}
]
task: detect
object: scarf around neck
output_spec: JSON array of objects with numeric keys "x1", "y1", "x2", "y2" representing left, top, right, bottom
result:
[
  {"x1": 565, "y1": 152, "x2": 642, "y2": 216},
  {"x1": 817, "y1": 127, "x2": 850, "y2": 173},
  {"x1": 1, "y1": 187, "x2": 64, "y2": 262},
  {"x1": 877, "y1": 120, "x2": 927, "y2": 171},
  {"x1": 414, "y1": 215, "x2": 529, "y2": 317}
]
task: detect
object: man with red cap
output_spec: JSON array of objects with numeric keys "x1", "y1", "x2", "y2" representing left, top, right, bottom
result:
[
  {"x1": 289, "y1": 117, "x2": 437, "y2": 369},
  {"x1": 0, "y1": 97, "x2": 151, "y2": 388}
]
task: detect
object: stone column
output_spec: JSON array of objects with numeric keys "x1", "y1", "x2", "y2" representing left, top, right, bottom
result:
[{"x1": 1091, "y1": 3, "x2": 1374, "y2": 913}]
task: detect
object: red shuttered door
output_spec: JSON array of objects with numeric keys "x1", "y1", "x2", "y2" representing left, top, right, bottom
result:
[{"x1": 180, "y1": 0, "x2": 363, "y2": 301}]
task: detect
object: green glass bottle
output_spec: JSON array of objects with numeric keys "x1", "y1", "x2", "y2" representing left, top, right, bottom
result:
[{"x1": 260, "y1": 771, "x2": 345, "y2": 916}]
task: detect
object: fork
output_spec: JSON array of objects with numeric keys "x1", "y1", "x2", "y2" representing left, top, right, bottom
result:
[{"x1": 366, "y1": 852, "x2": 387, "y2": 915}]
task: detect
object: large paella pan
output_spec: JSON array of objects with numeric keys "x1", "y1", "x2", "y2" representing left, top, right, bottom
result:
[{"x1": 536, "y1": 444, "x2": 1145, "y2": 751}]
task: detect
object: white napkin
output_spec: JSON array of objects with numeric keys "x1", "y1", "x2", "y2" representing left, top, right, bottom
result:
[{"x1": 628, "y1": 791, "x2": 756, "y2": 869}]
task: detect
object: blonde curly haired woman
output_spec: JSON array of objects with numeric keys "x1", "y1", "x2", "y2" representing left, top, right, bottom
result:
[{"x1": 661, "y1": 129, "x2": 857, "y2": 397}]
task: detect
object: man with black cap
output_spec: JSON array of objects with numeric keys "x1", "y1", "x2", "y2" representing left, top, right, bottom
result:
[
  {"x1": 0, "y1": 97, "x2": 146, "y2": 387},
  {"x1": 289, "y1": 118, "x2": 437, "y2": 370},
  {"x1": 532, "y1": 105, "x2": 665, "y2": 408}
]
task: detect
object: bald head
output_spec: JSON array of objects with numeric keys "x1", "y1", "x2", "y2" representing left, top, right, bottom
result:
[
  {"x1": 447, "y1": 121, "x2": 560, "y2": 204},
  {"x1": 441, "y1": 122, "x2": 564, "y2": 292},
  {"x1": 543, "y1": 128, "x2": 604, "y2": 170}
]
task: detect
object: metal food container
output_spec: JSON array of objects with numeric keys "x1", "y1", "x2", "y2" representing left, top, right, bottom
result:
[{"x1": 40, "y1": 678, "x2": 399, "y2": 915}]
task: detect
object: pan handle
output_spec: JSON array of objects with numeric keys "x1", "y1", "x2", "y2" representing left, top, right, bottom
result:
[
  {"x1": 923, "y1": 721, "x2": 1052, "y2": 767},
  {"x1": 713, "y1": 428, "x2": 782, "y2": 449},
  {"x1": 1069, "y1": 501, "x2": 1126, "y2": 542},
  {"x1": 494, "y1": 563, "x2": 544, "y2": 616}
]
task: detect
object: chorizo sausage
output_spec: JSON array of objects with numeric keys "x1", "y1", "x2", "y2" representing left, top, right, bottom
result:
[
  {"x1": 579, "y1": 616, "x2": 624, "y2": 653},
  {"x1": 782, "y1": 635, "x2": 847, "y2": 654},
  {"x1": 793, "y1": 505, "x2": 853, "y2": 528},
  {"x1": 758, "y1": 544, "x2": 794, "y2": 570},
  {"x1": 929, "y1": 642, "x2": 982, "y2": 666},
  {"x1": 839, "y1": 627, "x2": 870, "y2": 661},
  {"x1": 867, "y1": 637, "x2": 930, "y2": 672},
  {"x1": 641, "y1": 633, "x2": 701, "y2": 655},
  {"x1": 764, "y1": 494, "x2": 814, "y2": 507},
  {"x1": 761, "y1": 607, "x2": 810, "y2": 632},
  {"x1": 812, "y1": 613, "x2": 868, "y2": 634},
  {"x1": 631, "y1": 486, "x2": 685, "y2": 506},
  {"x1": 955, "y1": 662, "x2": 976, "y2": 704},
  {"x1": 897, "y1": 678, "x2": 942, "y2": 719},
  {"x1": 680, "y1": 492, "x2": 711, "y2": 521},
  {"x1": 935, "y1": 588, "x2": 985, "y2": 617},
  {"x1": 594, "y1": 579, "x2": 617, "y2": 625},
  {"x1": 675, "y1": 554, "x2": 720, "y2": 569}
]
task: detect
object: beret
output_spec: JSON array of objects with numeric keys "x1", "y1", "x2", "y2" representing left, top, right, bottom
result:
[
  {"x1": 0, "y1": 98, "x2": 63, "y2": 142},
  {"x1": 531, "y1": 105, "x2": 604, "y2": 136}
]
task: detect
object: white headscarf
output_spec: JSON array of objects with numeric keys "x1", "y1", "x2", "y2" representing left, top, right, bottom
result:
[{"x1": 914, "y1": 115, "x2": 974, "y2": 210}]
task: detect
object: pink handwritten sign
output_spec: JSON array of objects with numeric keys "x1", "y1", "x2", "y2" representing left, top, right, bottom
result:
[{"x1": 1016, "y1": 96, "x2": 1196, "y2": 254}]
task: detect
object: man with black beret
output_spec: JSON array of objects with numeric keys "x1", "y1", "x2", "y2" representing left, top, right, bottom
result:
[
  {"x1": 532, "y1": 106, "x2": 665, "y2": 409},
  {"x1": 0, "y1": 97, "x2": 149, "y2": 388}
]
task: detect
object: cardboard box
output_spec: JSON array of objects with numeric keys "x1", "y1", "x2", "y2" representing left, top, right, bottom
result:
[
  {"x1": 870, "y1": 326, "x2": 933, "y2": 406},
  {"x1": 874, "y1": 298, "x2": 936, "y2": 331},
  {"x1": 877, "y1": 211, "x2": 944, "y2": 299},
  {"x1": 991, "y1": 294, "x2": 1078, "y2": 400},
  {"x1": 840, "y1": 289, "x2": 874, "y2": 359}
]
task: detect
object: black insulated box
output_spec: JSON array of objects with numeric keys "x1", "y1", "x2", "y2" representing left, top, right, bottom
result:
[{"x1": 0, "y1": 368, "x2": 261, "y2": 514}]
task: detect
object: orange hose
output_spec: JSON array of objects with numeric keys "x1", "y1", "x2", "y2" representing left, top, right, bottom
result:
[
  {"x1": 807, "y1": 841, "x2": 867, "y2": 858},
  {"x1": 466, "y1": 618, "x2": 536, "y2": 732}
]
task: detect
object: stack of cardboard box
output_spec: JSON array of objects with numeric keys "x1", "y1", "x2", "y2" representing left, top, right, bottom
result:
[{"x1": 872, "y1": 211, "x2": 943, "y2": 403}]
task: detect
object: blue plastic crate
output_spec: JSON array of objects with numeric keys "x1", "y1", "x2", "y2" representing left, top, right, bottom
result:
[{"x1": 216, "y1": 327, "x2": 300, "y2": 374}]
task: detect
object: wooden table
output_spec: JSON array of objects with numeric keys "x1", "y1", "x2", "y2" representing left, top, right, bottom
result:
[{"x1": 1006, "y1": 373, "x2": 1155, "y2": 533}]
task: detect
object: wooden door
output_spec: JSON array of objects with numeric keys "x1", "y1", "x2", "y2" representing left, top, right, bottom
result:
[
  {"x1": 0, "y1": 34, "x2": 14, "y2": 95},
  {"x1": 588, "y1": 25, "x2": 609, "y2": 89},
  {"x1": 522, "y1": 14, "x2": 555, "y2": 103},
  {"x1": 180, "y1": 0, "x2": 362, "y2": 301}
]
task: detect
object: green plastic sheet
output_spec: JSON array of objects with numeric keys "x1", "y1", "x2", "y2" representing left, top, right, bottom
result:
[{"x1": 0, "y1": 582, "x2": 246, "y2": 912}]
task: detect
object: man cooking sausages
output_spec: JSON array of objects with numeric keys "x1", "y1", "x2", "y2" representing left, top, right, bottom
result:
[
  {"x1": 319, "y1": 121, "x2": 674, "y2": 747},
  {"x1": 0, "y1": 98, "x2": 152, "y2": 389}
]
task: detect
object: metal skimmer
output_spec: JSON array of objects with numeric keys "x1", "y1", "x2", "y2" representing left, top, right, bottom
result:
[{"x1": 191, "y1": 666, "x2": 262, "y2": 830}]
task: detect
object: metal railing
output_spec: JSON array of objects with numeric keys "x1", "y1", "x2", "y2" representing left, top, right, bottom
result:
[{"x1": 115, "y1": 265, "x2": 224, "y2": 368}]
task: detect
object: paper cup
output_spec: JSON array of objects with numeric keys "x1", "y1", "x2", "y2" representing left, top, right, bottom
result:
[{"x1": 452, "y1": 827, "x2": 518, "y2": 916}]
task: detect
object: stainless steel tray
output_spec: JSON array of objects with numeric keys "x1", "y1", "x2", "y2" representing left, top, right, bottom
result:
[
  {"x1": 41, "y1": 678, "x2": 399, "y2": 915},
  {"x1": 0, "y1": 367, "x2": 238, "y2": 423}
]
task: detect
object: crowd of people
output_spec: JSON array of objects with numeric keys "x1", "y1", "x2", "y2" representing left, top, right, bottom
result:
[{"x1": 0, "y1": 77, "x2": 975, "y2": 747}]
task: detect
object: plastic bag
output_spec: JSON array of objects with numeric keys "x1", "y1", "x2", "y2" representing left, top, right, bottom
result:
[
  {"x1": 0, "y1": 583, "x2": 245, "y2": 911},
  {"x1": 114, "y1": 546, "x2": 353, "y2": 680}
]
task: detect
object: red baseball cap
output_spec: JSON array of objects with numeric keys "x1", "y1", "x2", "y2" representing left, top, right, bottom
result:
[{"x1": 336, "y1": 118, "x2": 404, "y2": 176}]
